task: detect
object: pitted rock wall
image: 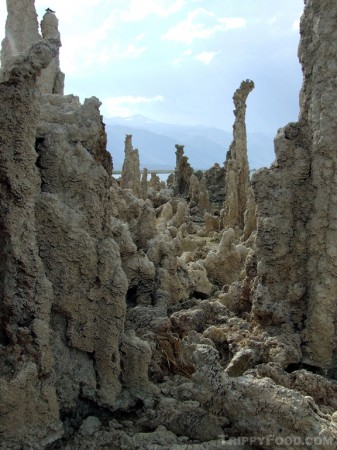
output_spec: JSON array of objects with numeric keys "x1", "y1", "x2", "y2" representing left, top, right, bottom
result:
[
  {"x1": 0, "y1": 0, "x2": 41, "y2": 76},
  {"x1": 222, "y1": 80, "x2": 254, "y2": 232},
  {"x1": 120, "y1": 135, "x2": 142, "y2": 197},
  {"x1": 0, "y1": 40, "x2": 63, "y2": 448},
  {"x1": 253, "y1": 0, "x2": 337, "y2": 371},
  {"x1": 0, "y1": 0, "x2": 64, "y2": 94},
  {"x1": 2, "y1": 0, "x2": 337, "y2": 448}
]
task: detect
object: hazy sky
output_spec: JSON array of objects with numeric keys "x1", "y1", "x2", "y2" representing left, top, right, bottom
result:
[{"x1": 0, "y1": 0, "x2": 304, "y2": 135}]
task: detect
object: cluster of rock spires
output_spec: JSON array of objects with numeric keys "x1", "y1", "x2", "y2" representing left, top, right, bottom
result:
[{"x1": 1, "y1": 0, "x2": 337, "y2": 449}]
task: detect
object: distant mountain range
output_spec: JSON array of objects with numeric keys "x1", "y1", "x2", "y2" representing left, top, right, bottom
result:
[{"x1": 104, "y1": 115, "x2": 276, "y2": 171}]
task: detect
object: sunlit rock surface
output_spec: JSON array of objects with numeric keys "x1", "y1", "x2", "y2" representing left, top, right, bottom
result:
[{"x1": 1, "y1": 1, "x2": 337, "y2": 449}]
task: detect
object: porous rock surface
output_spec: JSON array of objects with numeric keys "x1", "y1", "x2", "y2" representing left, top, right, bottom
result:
[
  {"x1": 0, "y1": 0, "x2": 64, "y2": 93},
  {"x1": 204, "y1": 163, "x2": 226, "y2": 207},
  {"x1": 173, "y1": 144, "x2": 194, "y2": 198},
  {"x1": 120, "y1": 134, "x2": 142, "y2": 197},
  {"x1": 221, "y1": 79, "x2": 254, "y2": 233},
  {"x1": 1, "y1": 1, "x2": 337, "y2": 449},
  {"x1": 252, "y1": 0, "x2": 337, "y2": 372}
]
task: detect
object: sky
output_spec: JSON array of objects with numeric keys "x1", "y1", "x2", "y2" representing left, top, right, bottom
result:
[{"x1": 0, "y1": 0, "x2": 304, "y2": 135}]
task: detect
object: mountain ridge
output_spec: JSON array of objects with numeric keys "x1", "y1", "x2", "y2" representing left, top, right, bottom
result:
[{"x1": 104, "y1": 115, "x2": 275, "y2": 171}]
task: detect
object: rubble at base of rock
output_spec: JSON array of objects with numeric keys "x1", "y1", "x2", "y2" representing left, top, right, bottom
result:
[{"x1": 1, "y1": 0, "x2": 337, "y2": 449}]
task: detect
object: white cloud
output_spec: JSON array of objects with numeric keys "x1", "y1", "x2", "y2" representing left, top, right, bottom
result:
[
  {"x1": 121, "y1": 0, "x2": 185, "y2": 22},
  {"x1": 174, "y1": 48, "x2": 219, "y2": 65},
  {"x1": 162, "y1": 8, "x2": 246, "y2": 44},
  {"x1": 109, "y1": 43, "x2": 146, "y2": 59},
  {"x1": 218, "y1": 17, "x2": 247, "y2": 30},
  {"x1": 136, "y1": 33, "x2": 146, "y2": 41},
  {"x1": 267, "y1": 15, "x2": 279, "y2": 25},
  {"x1": 194, "y1": 51, "x2": 219, "y2": 65},
  {"x1": 82, "y1": 43, "x2": 146, "y2": 68},
  {"x1": 173, "y1": 48, "x2": 193, "y2": 65},
  {"x1": 102, "y1": 95, "x2": 164, "y2": 117}
]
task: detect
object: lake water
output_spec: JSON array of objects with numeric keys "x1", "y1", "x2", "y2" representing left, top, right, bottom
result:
[
  {"x1": 113, "y1": 171, "x2": 173, "y2": 184},
  {"x1": 157, "y1": 172, "x2": 171, "y2": 182}
]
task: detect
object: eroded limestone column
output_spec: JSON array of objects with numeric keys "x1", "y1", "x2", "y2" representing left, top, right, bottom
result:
[
  {"x1": 0, "y1": 0, "x2": 41, "y2": 79},
  {"x1": 173, "y1": 144, "x2": 193, "y2": 197},
  {"x1": 120, "y1": 135, "x2": 142, "y2": 197},
  {"x1": 252, "y1": 0, "x2": 337, "y2": 370},
  {"x1": 1, "y1": 1, "x2": 64, "y2": 93},
  {"x1": 141, "y1": 167, "x2": 148, "y2": 199},
  {"x1": 222, "y1": 80, "x2": 254, "y2": 231},
  {"x1": 38, "y1": 10, "x2": 64, "y2": 94}
]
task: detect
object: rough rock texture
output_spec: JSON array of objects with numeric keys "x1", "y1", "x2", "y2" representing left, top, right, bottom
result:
[
  {"x1": 0, "y1": 23, "x2": 125, "y2": 448},
  {"x1": 192, "y1": 345, "x2": 337, "y2": 450},
  {"x1": 0, "y1": 0, "x2": 41, "y2": 78},
  {"x1": 0, "y1": 39, "x2": 63, "y2": 447},
  {"x1": 203, "y1": 228, "x2": 248, "y2": 286},
  {"x1": 0, "y1": 0, "x2": 64, "y2": 94},
  {"x1": 242, "y1": 186, "x2": 257, "y2": 241},
  {"x1": 198, "y1": 176, "x2": 211, "y2": 211},
  {"x1": 141, "y1": 167, "x2": 148, "y2": 199},
  {"x1": 120, "y1": 135, "x2": 141, "y2": 197},
  {"x1": 2, "y1": 1, "x2": 337, "y2": 449},
  {"x1": 38, "y1": 11, "x2": 65, "y2": 94},
  {"x1": 173, "y1": 145, "x2": 193, "y2": 198},
  {"x1": 188, "y1": 173, "x2": 200, "y2": 204},
  {"x1": 149, "y1": 171, "x2": 161, "y2": 191},
  {"x1": 204, "y1": 212, "x2": 220, "y2": 235},
  {"x1": 204, "y1": 163, "x2": 226, "y2": 207},
  {"x1": 222, "y1": 80, "x2": 254, "y2": 232},
  {"x1": 36, "y1": 94, "x2": 127, "y2": 409},
  {"x1": 252, "y1": 0, "x2": 337, "y2": 371}
]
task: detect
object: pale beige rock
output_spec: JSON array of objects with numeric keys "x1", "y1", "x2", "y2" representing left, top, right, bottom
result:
[
  {"x1": 203, "y1": 228, "x2": 248, "y2": 286},
  {"x1": 0, "y1": 1, "x2": 64, "y2": 94},
  {"x1": 252, "y1": 0, "x2": 337, "y2": 370},
  {"x1": 225, "y1": 348, "x2": 255, "y2": 376},
  {"x1": 168, "y1": 200, "x2": 188, "y2": 229},
  {"x1": 148, "y1": 171, "x2": 161, "y2": 191},
  {"x1": 198, "y1": 176, "x2": 211, "y2": 211},
  {"x1": 135, "y1": 200, "x2": 158, "y2": 249},
  {"x1": 36, "y1": 93, "x2": 128, "y2": 408},
  {"x1": 171, "y1": 299, "x2": 232, "y2": 338},
  {"x1": 187, "y1": 262, "x2": 213, "y2": 298},
  {"x1": 173, "y1": 145, "x2": 193, "y2": 197},
  {"x1": 0, "y1": 39, "x2": 62, "y2": 447},
  {"x1": 250, "y1": 363, "x2": 337, "y2": 415},
  {"x1": 0, "y1": 0, "x2": 41, "y2": 79},
  {"x1": 219, "y1": 251, "x2": 256, "y2": 314},
  {"x1": 157, "y1": 201, "x2": 174, "y2": 232},
  {"x1": 146, "y1": 230, "x2": 192, "y2": 306},
  {"x1": 3, "y1": 1, "x2": 337, "y2": 448},
  {"x1": 111, "y1": 216, "x2": 155, "y2": 306},
  {"x1": 120, "y1": 331, "x2": 159, "y2": 394},
  {"x1": 204, "y1": 212, "x2": 219, "y2": 235},
  {"x1": 79, "y1": 416, "x2": 102, "y2": 437},
  {"x1": 38, "y1": 11, "x2": 64, "y2": 94},
  {"x1": 188, "y1": 173, "x2": 200, "y2": 203},
  {"x1": 222, "y1": 80, "x2": 254, "y2": 231},
  {"x1": 242, "y1": 186, "x2": 256, "y2": 241},
  {"x1": 141, "y1": 167, "x2": 148, "y2": 199},
  {"x1": 192, "y1": 345, "x2": 337, "y2": 450},
  {"x1": 120, "y1": 135, "x2": 142, "y2": 197},
  {"x1": 203, "y1": 163, "x2": 226, "y2": 207}
]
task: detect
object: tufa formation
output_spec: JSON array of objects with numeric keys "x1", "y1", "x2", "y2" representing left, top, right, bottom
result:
[{"x1": 1, "y1": 0, "x2": 337, "y2": 449}]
